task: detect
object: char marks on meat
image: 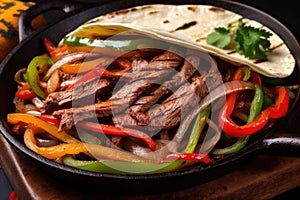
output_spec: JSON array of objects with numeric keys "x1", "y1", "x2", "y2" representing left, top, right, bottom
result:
[
  {"x1": 121, "y1": 72, "x2": 222, "y2": 132},
  {"x1": 129, "y1": 54, "x2": 201, "y2": 113},
  {"x1": 42, "y1": 78, "x2": 115, "y2": 114},
  {"x1": 54, "y1": 48, "x2": 184, "y2": 131}
]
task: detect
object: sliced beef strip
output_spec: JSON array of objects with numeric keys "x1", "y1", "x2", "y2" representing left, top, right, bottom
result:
[
  {"x1": 129, "y1": 54, "x2": 201, "y2": 113},
  {"x1": 120, "y1": 72, "x2": 223, "y2": 132},
  {"x1": 42, "y1": 78, "x2": 115, "y2": 114},
  {"x1": 54, "y1": 48, "x2": 184, "y2": 131}
]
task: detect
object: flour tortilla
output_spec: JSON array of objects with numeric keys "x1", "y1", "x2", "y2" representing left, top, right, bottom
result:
[{"x1": 81, "y1": 4, "x2": 295, "y2": 78}]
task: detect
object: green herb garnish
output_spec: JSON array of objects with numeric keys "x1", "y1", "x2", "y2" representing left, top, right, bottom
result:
[
  {"x1": 206, "y1": 19, "x2": 273, "y2": 60},
  {"x1": 206, "y1": 24, "x2": 233, "y2": 49}
]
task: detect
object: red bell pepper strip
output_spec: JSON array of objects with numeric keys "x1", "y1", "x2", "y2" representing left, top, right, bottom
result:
[
  {"x1": 111, "y1": 57, "x2": 132, "y2": 73},
  {"x1": 219, "y1": 67, "x2": 289, "y2": 137},
  {"x1": 77, "y1": 121, "x2": 156, "y2": 151},
  {"x1": 250, "y1": 71, "x2": 262, "y2": 87},
  {"x1": 40, "y1": 114, "x2": 61, "y2": 126},
  {"x1": 265, "y1": 86, "x2": 289, "y2": 119},
  {"x1": 66, "y1": 65, "x2": 107, "y2": 90},
  {"x1": 232, "y1": 66, "x2": 251, "y2": 81},
  {"x1": 219, "y1": 67, "x2": 268, "y2": 137},
  {"x1": 9, "y1": 191, "x2": 18, "y2": 200},
  {"x1": 12, "y1": 121, "x2": 27, "y2": 134},
  {"x1": 44, "y1": 37, "x2": 69, "y2": 61},
  {"x1": 15, "y1": 83, "x2": 37, "y2": 100},
  {"x1": 66, "y1": 57, "x2": 132, "y2": 90},
  {"x1": 219, "y1": 92, "x2": 270, "y2": 137},
  {"x1": 165, "y1": 153, "x2": 212, "y2": 164}
]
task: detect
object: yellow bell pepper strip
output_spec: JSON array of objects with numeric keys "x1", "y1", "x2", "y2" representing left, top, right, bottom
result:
[
  {"x1": 77, "y1": 121, "x2": 156, "y2": 151},
  {"x1": 15, "y1": 82, "x2": 37, "y2": 100},
  {"x1": 7, "y1": 113, "x2": 79, "y2": 143},
  {"x1": 24, "y1": 125, "x2": 151, "y2": 162},
  {"x1": 24, "y1": 126, "x2": 87, "y2": 159},
  {"x1": 25, "y1": 55, "x2": 53, "y2": 99},
  {"x1": 44, "y1": 37, "x2": 69, "y2": 62},
  {"x1": 60, "y1": 57, "x2": 113, "y2": 74}
]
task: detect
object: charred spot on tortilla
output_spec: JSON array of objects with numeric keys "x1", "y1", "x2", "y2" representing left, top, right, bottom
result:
[
  {"x1": 209, "y1": 7, "x2": 226, "y2": 13},
  {"x1": 163, "y1": 20, "x2": 170, "y2": 24},
  {"x1": 253, "y1": 58, "x2": 268, "y2": 64},
  {"x1": 226, "y1": 50, "x2": 236, "y2": 55},
  {"x1": 148, "y1": 10, "x2": 159, "y2": 15},
  {"x1": 90, "y1": 5, "x2": 152, "y2": 23},
  {"x1": 187, "y1": 6, "x2": 199, "y2": 12},
  {"x1": 172, "y1": 21, "x2": 197, "y2": 32},
  {"x1": 114, "y1": 7, "x2": 139, "y2": 15}
]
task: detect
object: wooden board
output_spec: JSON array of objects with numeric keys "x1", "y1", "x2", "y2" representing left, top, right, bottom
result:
[{"x1": 1, "y1": 111, "x2": 300, "y2": 199}]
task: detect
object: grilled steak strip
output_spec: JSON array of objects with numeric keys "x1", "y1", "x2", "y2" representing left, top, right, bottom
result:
[
  {"x1": 121, "y1": 72, "x2": 222, "y2": 132},
  {"x1": 54, "y1": 49, "x2": 183, "y2": 131},
  {"x1": 42, "y1": 78, "x2": 114, "y2": 114},
  {"x1": 129, "y1": 54, "x2": 201, "y2": 113}
]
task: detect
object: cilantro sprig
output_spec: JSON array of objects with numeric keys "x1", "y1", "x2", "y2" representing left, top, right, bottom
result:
[{"x1": 206, "y1": 19, "x2": 273, "y2": 60}]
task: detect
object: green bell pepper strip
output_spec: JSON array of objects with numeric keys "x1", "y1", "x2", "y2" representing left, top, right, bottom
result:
[
  {"x1": 62, "y1": 106, "x2": 211, "y2": 174},
  {"x1": 63, "y1": 155, "x2": 176, "y2": 174},
  {"x1": 25, "y1": 55, "x2": 53, "y2": 99},
  {"x1": 184, "y1": 105, "x2": 211, "y2": 153},
  {"x1": 211, "y1": 136, "x2": 251, "y2": 155},
  {"x1": 262, "y1": 94, "x2": 273, "y2": 110},
  {"x1": 63, "y1": 36, "x2": 165, "y2": 50},
  {"x1": 247, "y1": 84, "x2": 264, "y2": 123}
]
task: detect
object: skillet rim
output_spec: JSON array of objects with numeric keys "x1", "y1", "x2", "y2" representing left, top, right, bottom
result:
[{"x1": 0, "y1": 0, "x2": 299, "y2": 188}]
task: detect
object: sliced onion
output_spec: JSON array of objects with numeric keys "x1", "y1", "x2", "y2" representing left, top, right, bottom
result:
[
  {"x1": 197, "y1": 118, "x2": 222, "y2": 154},
  {"x1": 43, "y1": 52, "x2": 102, "y2": 81},
  {"x1": 35, "y1": 132, "x2": 60, "y2": 147},
  {"x1": 14, "y1": 97, "x2": 38, "y2": 113},
  {"x1": 14, "y1": 68, "x2": 27, "y2": 86},
  {"x1": 25, "y1": 110, "x2": 41, "y2": 116},
  {"x1": 60, "y1": 78, "x2": 78, "y2": 88},
  {"x1": 231, "y1": 110, "x2": 249, "y2": 122},
  {"x1": 31, "y1": 97, "x2": 44, "y2": 110},
  {"x1": 47, "y1": 69, "x2": 60, "y2": 93}
]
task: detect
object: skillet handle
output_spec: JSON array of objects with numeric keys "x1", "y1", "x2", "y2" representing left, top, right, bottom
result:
[
  {"x1": 260, "y1": 133, "x2": 300, "y2": 157},
  {"x1": 18, "y1": 0, "x2": 88, "y2": 41}
]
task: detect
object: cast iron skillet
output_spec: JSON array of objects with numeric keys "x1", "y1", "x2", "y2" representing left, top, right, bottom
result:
[{"x1": 0, "y1": 0, "x2": 300, "y2": 194}]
